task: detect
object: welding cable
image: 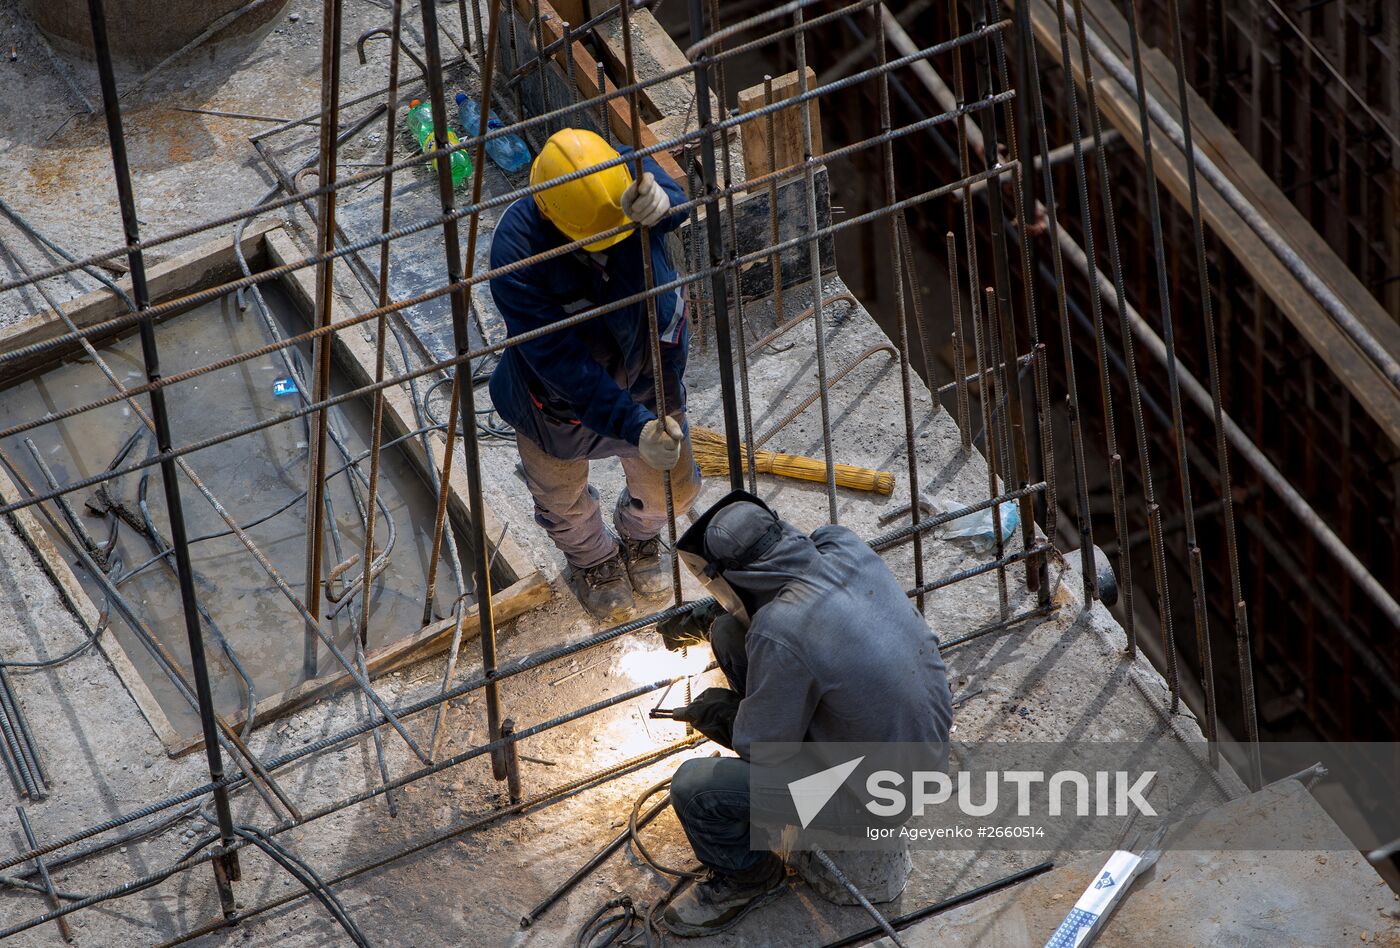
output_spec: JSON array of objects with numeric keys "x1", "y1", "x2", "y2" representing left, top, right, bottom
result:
[
  {"x1": 575, "y1": 777, "x2": 703, "y2": 947},
  {"x1": 136, "y1": 470, "x2": 259, "y2": 735},
  {"x1": 627, "y1": 778, "x2": 700, "y2": 881},
  {"x1": 420, "y1": 361, "x2": 516, "y2": 441},
  {"x1": 109, "y1": 422, "x2": 447, "y2": 587},
  {"x1": 0, "y1": 623, "x2": 105, "y2": 672},
  {"x1": 230, "y1": 824, "x2": 371, "y2": 948},
  {"x1": 575, "y1": 896, "x2": 647, "y2": 948}
]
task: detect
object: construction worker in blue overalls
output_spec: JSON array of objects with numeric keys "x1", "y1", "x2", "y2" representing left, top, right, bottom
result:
[{"x1": 488, "y1": 128, "x2": 700, "y2": 622}]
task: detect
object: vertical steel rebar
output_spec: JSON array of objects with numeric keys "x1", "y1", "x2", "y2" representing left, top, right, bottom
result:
[
  {"x1": 1118, "y1": 0, "x2": 1219, "y2": 754},
  {"x1": 1163, "y1": 0, "x2": 1258, "y2": 787},
  {"x1": 303, "y1": 0, "x2": 345, "y2": 682},
  {"x1": 946, "y1": 232, "x2": 973, "y2": 449},
  {"x1": 792, "y1": 6, "x2": 840, "y2": 523},
  {"x1": 596, "y1": 59, "x2": 609, "y2": 143},
  {"x1": 419, "y1": 0, "x2": 510, "y2": 780},
  {"x1": 1050, "y1": 0, "x2": 1134, "y2": 613},
  {"x1": 722, "y1": 105, "x2": 760, "y2": 498},
  {"x1": 85, "y1": 0, "x2": 240, "y2": 912},
  {"x1": 969, "y1": 0, "x2": 1037, "y2": 596},
  {"x1": 357, "y1": 1, "x2": 407, "y2": 651},
  {"x1": 947, "y1": 0, "x2": 1008, "y2": 614},
  {"x1": 353, "y1": 0, "x2": 406, "y2": 811},
  {"x1": 531, "y1": 0, "x2": 550, "y2": 135},
  {"x1": 623, "y1": 0, "x2": 683, "y2": 604},
  {"x1": 1063, "y1": 0, "x2": 1167, "y2": 668},
  {"x1": 687, "y1": 0, "x2": 745, "y2": 489},
  {"x1": 873, "y1": 11, "x2": 925, "y2": 611},
  {"x1": 703, "y1": 0, "x2": 757, "y2": 498},
  {"x1": 763, "y1": 76, "x2": 785, "y2": 336},
  {"x1": 1007, "y1": 0, "x2": 1053, "y2": 605},
  {"x1": 983, "y1": 287, "x2": 1011, "y2": 616},
  {"x1": 561, "y1": 21, "x2": 578, "y2": 121}
]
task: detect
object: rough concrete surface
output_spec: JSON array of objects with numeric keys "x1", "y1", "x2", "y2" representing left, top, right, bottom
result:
[{"x1": 0, "y1": 2, "x2": 1394, "y2": 946}]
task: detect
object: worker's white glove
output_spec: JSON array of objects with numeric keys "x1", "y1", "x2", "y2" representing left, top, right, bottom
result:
[
  {"x1": 622, "y1": 172, "x2": 671, "y2": 228},
  {"x1": 638, "y1": 415, "x2": 683, "y2": 471}
]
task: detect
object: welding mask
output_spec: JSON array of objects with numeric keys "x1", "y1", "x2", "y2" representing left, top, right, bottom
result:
[{"x1": 676, "y1": 490, "x2": 783, "y2": 626}]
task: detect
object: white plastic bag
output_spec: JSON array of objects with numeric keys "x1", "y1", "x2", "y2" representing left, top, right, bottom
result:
[{"x1": 930, "y1": 492, "x2": 1019, "y2": 554}]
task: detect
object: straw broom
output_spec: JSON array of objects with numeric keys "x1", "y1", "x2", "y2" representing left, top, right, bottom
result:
[{"x1": 689, "y1": 425, "x2": 895, "y2": 495}]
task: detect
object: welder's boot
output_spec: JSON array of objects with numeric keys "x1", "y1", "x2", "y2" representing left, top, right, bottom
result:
[
  {"x1": 620, "y1": 534, "x2": 673, "y2": 598},
  {"x1": 663, "y1": 854, "x2": 786, "y2": 937},
  {"x1": 568, "y1": 552, "x2": 636, "y2": 623}
]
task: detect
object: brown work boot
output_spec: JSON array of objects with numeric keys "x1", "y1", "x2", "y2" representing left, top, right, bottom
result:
[
  {"x1": 663, "y1": 854, "x2": 786, "y2": 938},
  {"x1": 620, "y1": 534, "x2": 673, "y2": 598},
  {"x1": 568, "y1": 552, "x2": 636, "y2": 623}
]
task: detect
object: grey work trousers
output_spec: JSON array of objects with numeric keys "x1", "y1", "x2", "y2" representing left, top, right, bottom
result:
[{"x1": 515, "y1": 432, "x2": 701, "y2": 570}]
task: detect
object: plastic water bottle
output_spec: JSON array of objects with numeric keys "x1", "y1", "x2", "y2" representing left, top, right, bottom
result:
[
  {"x1": 455, "y1": 92, "x2": 531, "y2": 173},
  {"x1": 406, "y1": 99, "x2": 471, "y2": 187}
]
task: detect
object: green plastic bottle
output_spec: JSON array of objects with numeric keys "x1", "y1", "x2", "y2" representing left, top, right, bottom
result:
[{"x1": 406, "y1": 99, "x2": 471, "y2": 187}]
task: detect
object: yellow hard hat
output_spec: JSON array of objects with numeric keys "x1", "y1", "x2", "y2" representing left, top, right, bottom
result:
[{"x1": 531, "y1": 128, "x2": 633, "y2": 251}]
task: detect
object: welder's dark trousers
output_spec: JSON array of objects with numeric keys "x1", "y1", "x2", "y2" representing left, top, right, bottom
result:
[{"x1": 667, "y1": 615, "x2": 771, "y2": 876}]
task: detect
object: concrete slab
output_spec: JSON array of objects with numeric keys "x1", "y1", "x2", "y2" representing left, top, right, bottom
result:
[{"x1": 878, "y1": 779, "x2": 1400, "y2": 948}]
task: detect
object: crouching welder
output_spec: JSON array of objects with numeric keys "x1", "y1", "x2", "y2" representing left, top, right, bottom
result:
[
  {"x1": 652, "y1": 491, "x2": 954, "y2": 937},
  {"x1": 489, "y1": 128, "x2": 700, "y2": 622}
]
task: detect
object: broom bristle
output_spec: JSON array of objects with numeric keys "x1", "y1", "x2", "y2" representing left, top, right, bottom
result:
[{"x1": 688, "y1": 426, "x2": 894, "y2": 494}]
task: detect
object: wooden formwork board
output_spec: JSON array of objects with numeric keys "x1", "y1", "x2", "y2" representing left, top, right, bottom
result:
[
  {"x1": 509, "y1": 0, "x2": 687, "y2": 184},
  {"x1": 1024, "y1": 0, "x2": 1400, "y2": 446},
  {"x1": 0, "y1": 225, "x2": 550, "y2": 756}
]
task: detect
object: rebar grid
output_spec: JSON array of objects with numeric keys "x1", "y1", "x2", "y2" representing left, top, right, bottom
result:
[{"x1": 0, "y1": 0, "x2": 1278, "y2": 940}]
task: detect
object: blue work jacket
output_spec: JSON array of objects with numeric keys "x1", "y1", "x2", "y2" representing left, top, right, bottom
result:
[{"x1": 488, "y1": 153, "x2": 688, "y2": 461}]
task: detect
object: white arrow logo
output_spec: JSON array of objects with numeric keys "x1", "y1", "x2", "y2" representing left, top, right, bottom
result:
[{"x1": 788, "y1": 757, "x2": 865, "y2": 829}]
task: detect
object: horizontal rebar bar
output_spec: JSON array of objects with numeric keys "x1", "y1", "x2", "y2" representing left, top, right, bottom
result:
[
  {"x1": 0, "y1": 162, "x2": 1016, "y2": 520},
  {"x1": 0, "y1": 21, "x2": 1008, "y2": 299},
  {"x1": 0, "y1": 473, "x2": 1042, "y2": 875},
  {"x1": 0, "y1": 90, "x2": 1012, "y2": 377}
]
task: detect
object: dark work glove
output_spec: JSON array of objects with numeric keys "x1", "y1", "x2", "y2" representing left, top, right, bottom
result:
[
  {"x1": 671, "y1": 687, "x2": 741, "y2": 749},
  {"x1": 656, "y1": 600, "x2": 724, "y2": 652}
]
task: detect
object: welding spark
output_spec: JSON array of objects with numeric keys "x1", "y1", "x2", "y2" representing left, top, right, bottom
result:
[{"x1": 614, "y1": 640, "x2": 713, "y2": 684}]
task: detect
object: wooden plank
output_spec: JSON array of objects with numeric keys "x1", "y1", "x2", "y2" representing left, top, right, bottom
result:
[
  {"x1": 736, "y1": 69, "x2": 823, "y2": 177},
  {"x1": 0, "y1": 461, "x2": 185, "y2": 753},
  {"x1": 511, "y1": 0, "x2": 686, "y2": 185},
  {"x1": 163, "y1": 230, "x2": 556, "y2": 754},
  {"x1": 594, "y1": 7, "x2": 702, "y2": 128},
  {"x1": 1024, "y1": 0, "x2": 1400, "y2": 446},
  {"x1": 0, "y1": 218, "x2": 282, "y2": 381},
  {"x1": 265, "y1": 230, "x2": 539, "y2": 585},
  {"x1": 170, "y1": 572, "x2": 552, "y2": 756}
]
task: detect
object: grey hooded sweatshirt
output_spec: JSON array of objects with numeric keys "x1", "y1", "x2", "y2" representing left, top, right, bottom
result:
[{"x1": 723, "y1": 520, "x2": 953, "y2": 760}]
